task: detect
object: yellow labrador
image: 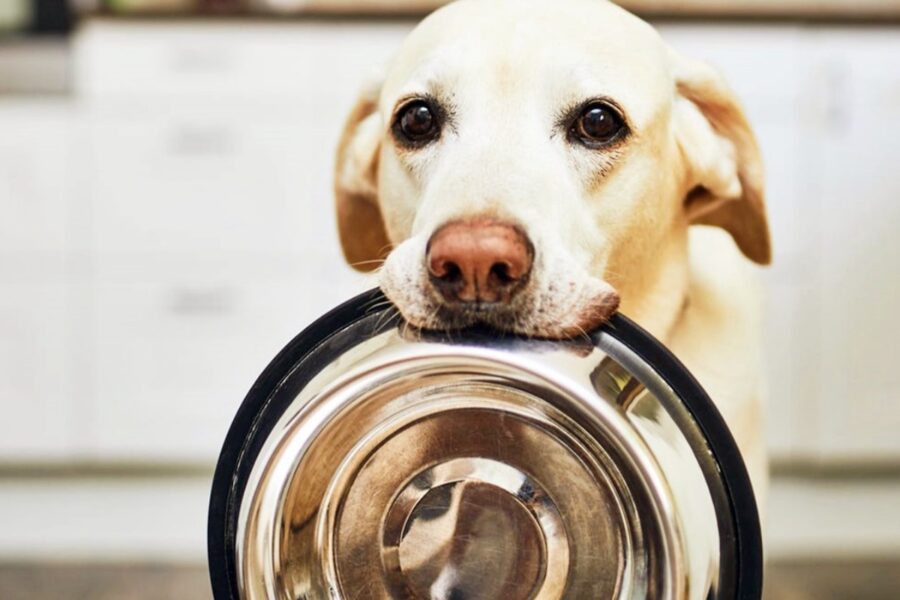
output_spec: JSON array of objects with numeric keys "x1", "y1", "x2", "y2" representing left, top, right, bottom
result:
[{"x1": 334, "y1": 0, "x2": 769, "y2": 530}]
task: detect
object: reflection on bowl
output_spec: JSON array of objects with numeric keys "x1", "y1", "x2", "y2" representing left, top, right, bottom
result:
[{"x1": 208, "y1": 289, "x2": 761, "y2": 600}]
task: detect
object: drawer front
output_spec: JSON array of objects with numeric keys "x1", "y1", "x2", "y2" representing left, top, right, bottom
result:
[
  {"x1": 75, "y1": 21, "x2": 412, "y2": 99},
  {"x1": 0, "y1": 282, "x2": 74, "y2": 460},
  {"x1": 87, "y1": 270, "x2": 368, "y2": 462},
  {"x1": 0, "y1": 102, "x2": 73, "y2": 262},
  {"x1": 89, "y1": 107, "x2": 324, "y2": 261},
  {"x1": 813, "y1": 31, "x2": 900, "y2": 460}
]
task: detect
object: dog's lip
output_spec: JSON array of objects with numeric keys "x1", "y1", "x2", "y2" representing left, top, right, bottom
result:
[
  {"x1": 420, "y1": 285, "x2": 620, "y2": 339},
  {"x1": 425, "y1": 300, "x2": 516, "y2": 330},
  {"x1": 440, "y1": 301, "x2": 510, "y2": 314}
]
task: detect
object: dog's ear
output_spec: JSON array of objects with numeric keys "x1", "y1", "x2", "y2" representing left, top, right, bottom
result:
[
  {"x1": 334, "y1": 78, "x2": 391, "y2": 271},
  {"x1": 670, "y1": 49, "x2": 771, "y2": 265}
]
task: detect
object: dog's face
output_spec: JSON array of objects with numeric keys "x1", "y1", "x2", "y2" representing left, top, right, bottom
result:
[{"x1": 335, "y1": 0, "x2": 769, "y2": 338}]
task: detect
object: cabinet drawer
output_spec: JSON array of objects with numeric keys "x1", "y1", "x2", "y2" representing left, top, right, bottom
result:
[
  {"x1": 0, "y1": 282, "x2": 74, "y2": 460},
  {"x1": 89, "y1": 107, "x2": 324, "y2": 260},
  {"x1": 87, "y1": 271, "x2": 368, "y2": 462},
  {"x1": 75, "y1": 21, "x2": 411, "y2": 99},
  {"x1": 0, "y1": 101, "x2": 73, "y2": 262},
  {"x1": 812, "y1": 31, "x2": 900, "y2": 461},
  {"x1": 76, "y1": 23, "x2": 310, "y2": 98},
  {"x1": 761, "y1": 278, "x2": 822, "y2": 461}
]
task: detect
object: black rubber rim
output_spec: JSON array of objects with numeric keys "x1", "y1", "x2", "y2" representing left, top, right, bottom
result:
[
  {"x1": 600, "y1": 315, "x2": 764, "y2": 599},
  {"x1": 207, "y1": 288, "x2": 762, "y2": 599}
]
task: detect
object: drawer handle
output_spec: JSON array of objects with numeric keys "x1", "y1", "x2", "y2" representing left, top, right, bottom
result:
[
  {"x1": 167, "y1": 125, "x2": 235, "y2": 156},
  {"x1": 168, "y1": 287, "x2": 237, "y2": 316},
  {"x1": 169, "y1": 46, "x2": 235, "y2": 74}
]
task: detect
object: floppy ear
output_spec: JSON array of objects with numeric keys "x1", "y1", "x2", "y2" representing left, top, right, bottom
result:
[
  {"x1": 333, "y1": 79, "x2": 391, "y2": 271},
  {"x1": 670, "y1": 50, "x2": 771, "y2": 265}
]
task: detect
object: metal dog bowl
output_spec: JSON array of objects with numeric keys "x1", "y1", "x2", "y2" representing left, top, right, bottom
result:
[{"x1": 208, "y1": 289, "x2": 761, "y2": 599}]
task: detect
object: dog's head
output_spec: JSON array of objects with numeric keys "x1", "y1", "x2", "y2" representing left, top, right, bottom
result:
[{"x1": 334, "y1": 0, "x2": 769, "y2": 338}]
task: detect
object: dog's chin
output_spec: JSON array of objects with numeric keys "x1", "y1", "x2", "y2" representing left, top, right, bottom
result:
[
  {"x1": 382, "y1": 285, "x2": 621, "y2": 340},
  {"x1": 429, "y1": 302, "x2": 525, "y2": 332}
]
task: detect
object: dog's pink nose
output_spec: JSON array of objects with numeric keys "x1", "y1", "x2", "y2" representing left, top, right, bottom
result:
[{"x1": 426, "y1": 219, "x2": 534, "y2": 304}]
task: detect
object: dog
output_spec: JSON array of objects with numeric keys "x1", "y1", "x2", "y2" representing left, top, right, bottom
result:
[{"x1": 333, "y1": 0, "x2": 769, "y2": 574}]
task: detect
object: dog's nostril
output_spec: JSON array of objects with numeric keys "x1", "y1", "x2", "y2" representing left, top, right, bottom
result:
[
  {"x1": 434, "y1": 260, "x2": 462, "y2": 283},
  {"x1": 490, "y1": 262, "x2": 515, "y2": 285},
  {"x1": 443, "y1": 261, "x2": 462, "y2": 282}
]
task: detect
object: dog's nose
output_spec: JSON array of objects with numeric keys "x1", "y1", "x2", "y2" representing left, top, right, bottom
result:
[{"x1": 426, "y1": 219, "x2": 533, "y2": 304}]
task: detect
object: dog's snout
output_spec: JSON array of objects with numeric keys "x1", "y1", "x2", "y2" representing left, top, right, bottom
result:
[{"x1": 426, "y1": 219, "x2": 533, "y2": 304}]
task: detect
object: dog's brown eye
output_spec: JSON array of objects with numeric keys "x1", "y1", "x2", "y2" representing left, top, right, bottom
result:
[
  {"x1": 396, "y1": 101, "x2": 439, "y2": 145},
  {"x1": 572, "y1": 103, "x2": 626, "y2": 147}
]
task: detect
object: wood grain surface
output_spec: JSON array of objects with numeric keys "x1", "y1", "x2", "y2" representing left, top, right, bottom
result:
[{"x1": 289, "y1": 0, "x2": 900, "y2": 19}]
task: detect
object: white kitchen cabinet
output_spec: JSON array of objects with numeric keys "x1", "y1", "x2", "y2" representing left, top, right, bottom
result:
[
  {"x1": 0, "y1": 101, "x2": 73, "y2": 261},
  {"x1": 85, "y1": 231, "x2": 366, "y2": 463},
  {"x1": 84, "y1": 107, "x2": 370, "y2": 461},
  {"x1": 89, "y1": 277, "x2": 299, "y2": 461},
  {"x1": 85, "y1": 226, "x2": 369, "y2": 459},
  {"x1": 74, "y1": 23, "x2": 390, "y2": 463},
  {"x1": 0, "y1": 101, "x2": 80, "y2": 461},
  {"x1": 810, "y1": 29, "x2": 900, "y2": 461},
  {"x1": 75, "y1": 21, "x2": 412, "y2": 100},
  {"x1": 0, "y1": 282, "x2": 74, "y2": 459},
  {"x1": 88, "y1": 105, "x2": 320, "y2": 261},
  {"x1": 85, "y1": 265, "x2": 366, "y2": 462}
]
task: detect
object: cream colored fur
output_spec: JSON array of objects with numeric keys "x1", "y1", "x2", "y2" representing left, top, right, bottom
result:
[{"x1": 334, "y1": 1, "x2": 770, "y2": 593}]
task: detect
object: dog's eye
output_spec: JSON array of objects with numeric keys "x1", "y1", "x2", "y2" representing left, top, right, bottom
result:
[
  {"x1": 571, "y1": 103, "x2": 626, "y2": 147},
  {"x1": 395, "y1": 100, "x2": 440, "y2": 145}
]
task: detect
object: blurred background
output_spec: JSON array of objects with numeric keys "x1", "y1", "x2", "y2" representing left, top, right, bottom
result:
[{"x1": 0, "y1": 0, "x2": 898, "y2": 598}]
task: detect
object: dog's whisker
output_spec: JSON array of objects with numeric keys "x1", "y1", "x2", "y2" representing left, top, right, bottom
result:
[
  {"x1": 363, "y1": 298, "x2": 393, "y2": 314},
  {"x1": 376, "y1": 242, "x2": 398, "y2": 256},
  {"x1": 377, "y1": 312, "x2": 400, "y2": 335},
  {"x1": 573, "y1": 323, "x2": 592, "y2": 345},
  {"x1": 372, "y1": 303, "x2": 400, "y2": 332},
  {"x1": 350, "y1": 258, "x2": 386, "y2": 270},
  {"x1": 360, "y1": 295, "x2": 389, "y2": 310}
]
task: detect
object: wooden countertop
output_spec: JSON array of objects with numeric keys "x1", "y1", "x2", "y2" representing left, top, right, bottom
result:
[{"x1": 286, "y1": 0, "x2": 900, "y2": 20}]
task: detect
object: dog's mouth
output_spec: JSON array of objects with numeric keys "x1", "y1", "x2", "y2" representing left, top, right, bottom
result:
[
  {"x1": 391, "y1": 280, "x2": 621, "y2": 340},
  {"x1": 428, "y1": 300, "x2": 525, "y2": 332}
]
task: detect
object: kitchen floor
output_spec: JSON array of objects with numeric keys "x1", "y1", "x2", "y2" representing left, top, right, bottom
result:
[{"x1": 0, "y1": 560, "x2": 897, "y2": 599}]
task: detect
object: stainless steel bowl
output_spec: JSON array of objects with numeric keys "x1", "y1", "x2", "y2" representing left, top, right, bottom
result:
[{"x1": 208, "y1": 290, "x2": 761, "y2": 600}]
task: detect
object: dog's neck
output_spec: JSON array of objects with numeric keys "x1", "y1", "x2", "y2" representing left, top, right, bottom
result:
[{"x1": 610, "y1": 226, "x2": 691, "y2": 343}]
